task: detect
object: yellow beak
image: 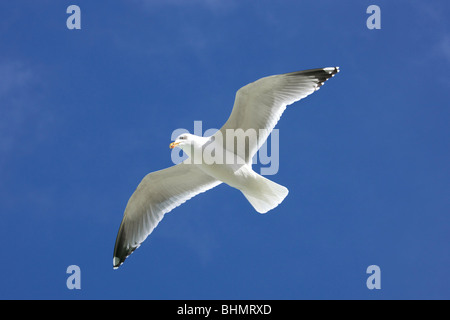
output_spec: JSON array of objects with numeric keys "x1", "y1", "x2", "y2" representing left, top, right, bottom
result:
[{"x1": 169, "y1": 142, "x2": 180, "y2": 149}]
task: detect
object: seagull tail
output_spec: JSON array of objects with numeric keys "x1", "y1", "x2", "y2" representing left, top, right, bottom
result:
[{"x1": 241, "y1": 174, "x2": 289, "y2": 214}]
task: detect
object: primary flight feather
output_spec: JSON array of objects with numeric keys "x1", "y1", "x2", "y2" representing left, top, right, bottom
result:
[{"x1": 113, "y1": 67, "x2": 339, "y2": 269}]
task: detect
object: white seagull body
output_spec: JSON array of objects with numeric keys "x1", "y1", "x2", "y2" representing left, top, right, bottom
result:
[{"x1": 113, "y1": 67, "x2": 339, "y2": 269}]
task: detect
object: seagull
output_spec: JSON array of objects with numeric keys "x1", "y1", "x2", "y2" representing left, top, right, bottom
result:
[{"x1": 113, "y1": 67, "x2": 339, "y2": 269}]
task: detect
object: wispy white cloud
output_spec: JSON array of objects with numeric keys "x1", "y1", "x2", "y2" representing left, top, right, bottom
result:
[
  {"x1": 132, "y1": 0, "x2": 237, "y2": 13},
  {"x1": 0, "y1": 61, "x2": 33, "y2": 98},
  {"x1": 407, "y1": 1, "x2": 450, "y2": 87},
  {"x1": 0, "y1": 61, "x2": 34, "y2": 154},
  {"x1": 113, "y1": 0, "x2": 238, "y2": 67},
  {"x1": 436, "y1": 35, "x2": 450, "y2": 64},
  {"x1": 0, "y1": 59, "x2": 59, "y2": 213},
  {"x1": 411, "y1": 1, "x2": 450, "y2": 65},
  {"x1": 0, "y1": 60, "x2": 53, "y2": 166}
]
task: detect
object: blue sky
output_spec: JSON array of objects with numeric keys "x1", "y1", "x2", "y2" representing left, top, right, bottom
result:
[{"x1": 0, "y1": 0, "x2": 449, "y2": 299}]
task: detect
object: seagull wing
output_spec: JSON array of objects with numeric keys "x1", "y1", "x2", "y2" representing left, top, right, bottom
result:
[
  {"x1": 215, "y1": 67, "x2": 339, "y2": 162},
  {"x1": 113, "y1": 162, "x2": 220, "y2": 269}
]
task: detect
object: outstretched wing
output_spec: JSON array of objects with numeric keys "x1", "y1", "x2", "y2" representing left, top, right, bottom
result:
[
  {"x1": 215, "y1": 67, "x2": 339, "y2": 162},
  {"x1": 113, "y1": 162, "x2": 220, "y2": 269}
]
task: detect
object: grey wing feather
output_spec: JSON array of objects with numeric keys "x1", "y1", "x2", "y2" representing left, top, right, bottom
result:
[
  {"x1": 215, "y1": 67, "x2": 339, "y2": 162},
  {"x1": 113, "y1": 162, "x2": 220, "y2": 269}
]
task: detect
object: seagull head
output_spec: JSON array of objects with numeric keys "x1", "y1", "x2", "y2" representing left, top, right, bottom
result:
[{"x1": 170, "y1": 133, "x2": 193, "y2": 150}]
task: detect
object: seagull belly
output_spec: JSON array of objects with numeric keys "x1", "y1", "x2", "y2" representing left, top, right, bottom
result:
[{"x1": 197, "y1": 161, "x2": 255, "y2": 191}]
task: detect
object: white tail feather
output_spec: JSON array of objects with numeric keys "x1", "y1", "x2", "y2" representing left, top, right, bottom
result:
[{"x1": 241, "y1": 174, "x2": 289, "y2": 213}]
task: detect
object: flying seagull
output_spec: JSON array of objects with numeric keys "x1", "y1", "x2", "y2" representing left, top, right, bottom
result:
[{"x1": 113, "y1": 67, "x2": 339, "y2": 269}]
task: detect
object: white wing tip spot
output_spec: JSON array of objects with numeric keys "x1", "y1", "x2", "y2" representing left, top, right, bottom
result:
[
  {"x1": 113, "y1": 257, "x2": 120, "y2": 269},
  {"x1": 323, "y1": 66, "x2": 340, "y2": 74}
]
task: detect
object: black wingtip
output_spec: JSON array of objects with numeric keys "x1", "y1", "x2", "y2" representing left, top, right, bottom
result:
[
  {"x1": 286, "y1": 66, "x2": 340, "y2": 90},
  {"x1": 286, "y1": 66, "x2": 340, "y2": 83},
  {"x1": 113, "y1": 246, "x2": 137, "y2": 269},
  {"x1": 113, "y1": 256, "x2": 122, "y2": 269},
  {"x1": 326, "y1": 66, "x2": 340, "y2": 75},
  {"x1": 317, "y1": 66, "x2": 339, "y2": 88},
  {"x1": 113, "y1": 221, "x2": 138, "y2": 270}
]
